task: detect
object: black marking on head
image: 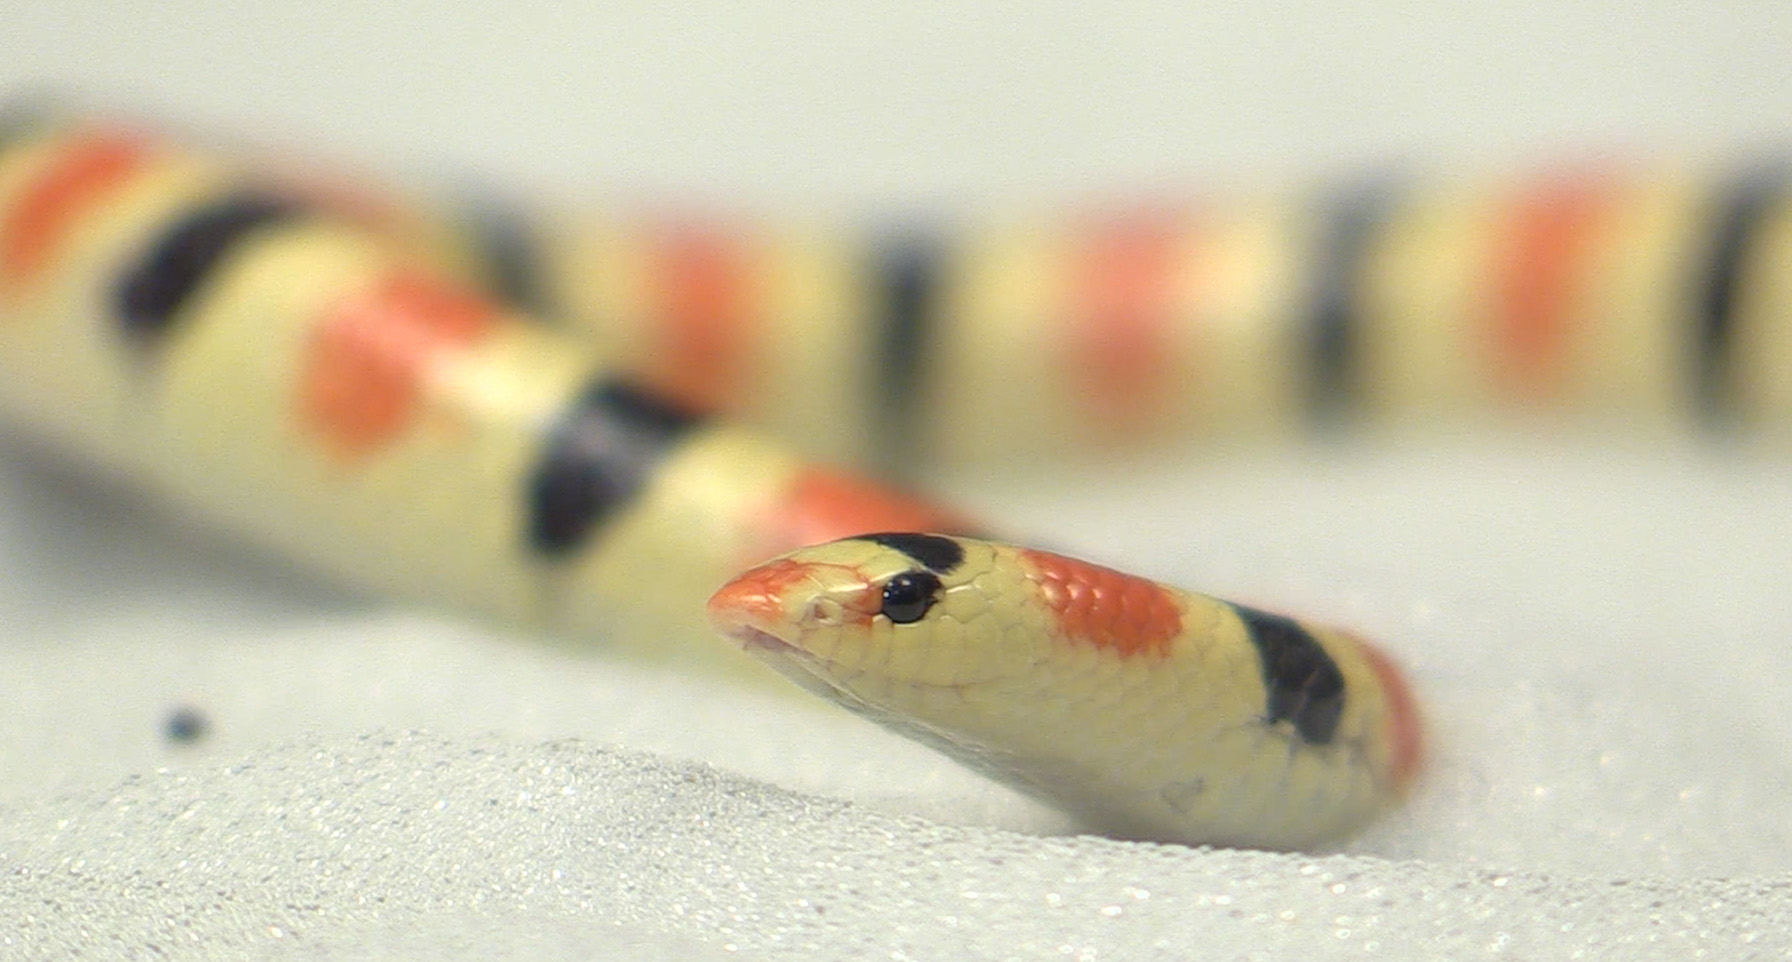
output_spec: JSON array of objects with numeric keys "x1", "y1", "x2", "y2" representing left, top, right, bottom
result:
[
  {"x1": 1307, "y1": 176, "x2": 1402, "y2": 423},
  {"x1": 163, "y1": 705, "x2": 209, "y2": 744},
  {"x1": 526, "y1": 378, "x2": 704, "y2": 557},
  {"x1": 871, "y1": 233, "x2": 940, "y2": 477},
  {"x1": 1232, "y1": 603, "x2": 1346, "y2": 744},
  {"x1": 462, "y1": 195, "x2": 550, "y2": 316},
  {"x1": 114, "y1": 192, "x2": 299, "y2": 339},
  {"x1": 860, "y1": 532, "x2": 964, "y2": 574},
  {"x1": 1695, "y1": 167, "x2": 1786, "y2": 426},
  {"x1": 879, "y1": 569, "x2": 943, "y2": 624}
]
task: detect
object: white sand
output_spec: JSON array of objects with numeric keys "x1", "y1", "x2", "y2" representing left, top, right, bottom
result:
[
  {"x1": 8, "y1": 2, "x2": 1792, "y2": 956},
  {"x1": 4, "y1": 438, "x2": 1792, "y2": 959}
]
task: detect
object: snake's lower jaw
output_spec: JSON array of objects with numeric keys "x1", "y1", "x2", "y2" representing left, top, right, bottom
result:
[
  {"x1": 718, "y1": 623, "x2": 796, "y2": 658},
  {"x1": 716, "y1": 623, "x2": 844, "y2": 702}
]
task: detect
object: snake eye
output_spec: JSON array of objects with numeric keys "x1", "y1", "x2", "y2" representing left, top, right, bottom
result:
[{"x1": 879, "y1": 571, "x2": 941, "y2": 624}]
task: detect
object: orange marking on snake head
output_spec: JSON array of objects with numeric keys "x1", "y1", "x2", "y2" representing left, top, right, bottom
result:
[
  {"x1": 299, "y1": 270, "x2": 498, "y2": 460},
  {"x1": 1, "y1": 130, "x2": 152, "y2": 292},
  {"x1": 708, "y1": 557, "x2": 876, "y2": 646},
  {"x1": 750, "y1": 466, "x2": 982, "y2": 562},
  {"x1": 1353, "y1": 634, "x2": 1425, "y2": 792},
  {"x1": 1017, "y1": 548, "x2": 1182, "y2": 658},
  {"x1": 707, "y1": 557, "x2": 814, "y2": 638}
]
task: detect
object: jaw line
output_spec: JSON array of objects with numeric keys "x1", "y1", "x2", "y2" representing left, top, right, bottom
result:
[
  {"x1": 728, "y1": 624, "x2": 1030, "y2": 786},
  {"x1": 722, "y1": 624, "x2": 1014, "y2": 701},
  {"x1": 722, "y1": 625, "x2": 952, "y2": 723},
  {"x1": 721, "y1": 626, "x2": 1028, "y2": 781},
  {"x1": 724, "y1": 625, "x2": 856, "y2": 703}
]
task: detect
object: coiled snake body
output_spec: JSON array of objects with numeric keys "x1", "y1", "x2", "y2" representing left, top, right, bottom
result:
[{"x1": 7, "y1": 107, "x2": 1782, "y2": 848}]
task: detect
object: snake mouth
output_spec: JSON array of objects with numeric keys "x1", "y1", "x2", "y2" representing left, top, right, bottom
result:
[
  {"x1": 719, "y1": 623, "x2": 852, "y2": 703},
  {"x1": 723, "y1": 624, "x2": 798, "y2": 658},
  {"x1": 705, "y1": 570, "x2": 850, "y2": 701}
]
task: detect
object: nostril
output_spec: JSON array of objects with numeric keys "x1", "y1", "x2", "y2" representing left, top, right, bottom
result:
[{"x1": 808, "y1": 598, "x2": 845, "y2": 626}]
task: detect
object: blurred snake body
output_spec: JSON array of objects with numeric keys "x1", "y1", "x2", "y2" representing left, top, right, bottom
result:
[{"x1": 10, "y1": 107, "x2": 1787, "y2": 848}]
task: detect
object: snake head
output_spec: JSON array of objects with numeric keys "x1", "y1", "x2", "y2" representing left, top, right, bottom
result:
[
  {"x1": 710, "y1": 532, "x2": 1422, "y2": 848},
  {"x1": 705, "y1": 533, "x2": 1033, "y2": 704}
]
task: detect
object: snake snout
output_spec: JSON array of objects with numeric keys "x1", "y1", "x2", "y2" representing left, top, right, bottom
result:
[{"x1": 707, "y1": 558, "x2": 816, "y2": 636}]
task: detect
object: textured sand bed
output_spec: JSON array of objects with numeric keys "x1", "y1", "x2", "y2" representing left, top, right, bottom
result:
[{"x1": 4, "y1": 438, "x2": 1792, "y2": 959}]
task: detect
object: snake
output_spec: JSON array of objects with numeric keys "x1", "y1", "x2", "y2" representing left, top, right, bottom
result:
[
  {"x1": 6, "y1": 105, "x2": 1782, "y2": 849},
  {"x1": 708, "y1": 532, "x2": 1420, "y2": 849}
]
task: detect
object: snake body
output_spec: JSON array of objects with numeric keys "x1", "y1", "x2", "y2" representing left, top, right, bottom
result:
[
  {"x1": 0, "y1": 115, "x2": 971, "y2": 679},
  {"x1": 515, "y1": 160, "x2": 1792, "y2": 467},
  {"x1": 17, "y1": 105, "x2": 1787, "y2": 849}
]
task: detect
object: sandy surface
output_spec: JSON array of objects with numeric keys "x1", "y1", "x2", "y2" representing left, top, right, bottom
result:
[{"x1": 5, "y1": 437, "x2": 1792, "y2": 959}]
